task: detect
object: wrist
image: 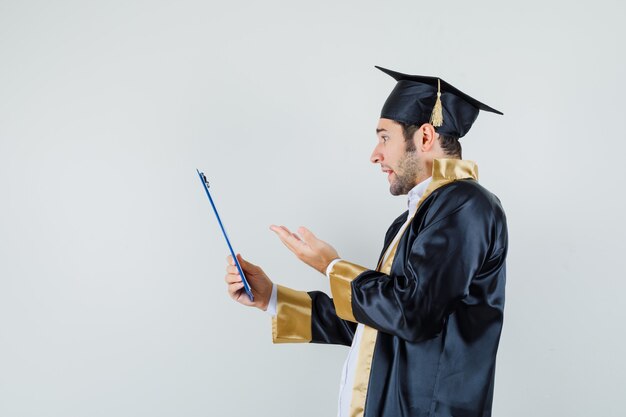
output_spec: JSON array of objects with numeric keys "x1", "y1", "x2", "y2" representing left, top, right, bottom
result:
[
  {"x1": 263, "y1": 282, "x2": 278, "y2": 315},
  {"x1": 324, "y1": 258, "x2": 342, "y2": 277},
  {"x1": 259, "y1": 282, "x2": 273, "y2": 311}
]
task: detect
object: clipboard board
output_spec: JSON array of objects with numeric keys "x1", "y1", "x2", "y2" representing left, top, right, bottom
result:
[{"x1": 196, "y1": 169, "x2": 254, "y2": 301}]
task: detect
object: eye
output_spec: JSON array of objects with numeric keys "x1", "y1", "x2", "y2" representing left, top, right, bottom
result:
[{"x1": 382, "y1": 135, "x2": 389, "y2": 143}]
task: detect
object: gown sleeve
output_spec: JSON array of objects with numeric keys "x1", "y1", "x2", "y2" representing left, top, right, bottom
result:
[
  {"x1": 271, "y1": 211, "x2": 407, "y2": 346},
  {"x1": 328, "y1": 189, "x2": 502, "y2": 343},
  {"x1": 271, "y1": 285, "x2": 357, "y2": 346}
]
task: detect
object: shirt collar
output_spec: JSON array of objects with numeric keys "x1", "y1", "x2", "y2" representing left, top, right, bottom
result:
[{"x1": 407, "y1": 176, "x2": 433, "y2": 217}]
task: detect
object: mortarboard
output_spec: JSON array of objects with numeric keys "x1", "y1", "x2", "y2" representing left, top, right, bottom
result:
[{"x1": 376, "y1": 66, "x2": 503, "y2": 138}]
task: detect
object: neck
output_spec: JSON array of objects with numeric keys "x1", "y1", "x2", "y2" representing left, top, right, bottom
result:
[{"x1": 418, "y1": 158, "x2": 435, "y2": 184}]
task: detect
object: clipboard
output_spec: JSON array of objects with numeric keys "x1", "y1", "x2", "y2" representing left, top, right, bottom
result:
[{"x1": 196, "y1": 169, "x2": 254, "y2": 301}]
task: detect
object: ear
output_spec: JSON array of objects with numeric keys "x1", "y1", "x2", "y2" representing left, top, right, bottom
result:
[{"x1": 418, "y1": 123, "x2": 437, "y2": 151}]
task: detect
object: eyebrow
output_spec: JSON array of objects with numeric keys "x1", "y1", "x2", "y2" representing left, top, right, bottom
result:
[{"x1": 376, "y1": 128, "x2": 388, "y2": 133}]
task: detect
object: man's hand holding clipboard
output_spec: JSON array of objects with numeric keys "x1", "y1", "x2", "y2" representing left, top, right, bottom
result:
[{"x1": 224, "y1": 254, "x2": 273, "y2": 310}]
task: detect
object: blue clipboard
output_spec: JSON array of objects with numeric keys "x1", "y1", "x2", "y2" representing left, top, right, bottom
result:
[{"x1": 196, "y1": 169, "x2": 254, "y2": 301}]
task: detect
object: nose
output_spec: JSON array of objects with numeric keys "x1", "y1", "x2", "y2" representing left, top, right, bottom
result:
[{"x1": 370, "y1": 143, "x2": 383, "y2": 164}]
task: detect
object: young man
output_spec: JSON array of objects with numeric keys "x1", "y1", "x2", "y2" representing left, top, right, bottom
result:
[{"x1": 225, "y1": 66, "x2": 508, "y2": 417}]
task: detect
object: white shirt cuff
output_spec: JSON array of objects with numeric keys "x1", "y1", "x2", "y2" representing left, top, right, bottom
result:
[
  {"x1": 325, "y1": 258, "x2": 343, "y2": 279},
  {"x1": 265, "y1": 283, "x2": 278, "y2": 316}
]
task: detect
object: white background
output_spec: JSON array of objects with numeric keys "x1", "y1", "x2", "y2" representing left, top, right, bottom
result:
[{"x1": 1, "y1": 1, "x2": 625, "y2": 416}]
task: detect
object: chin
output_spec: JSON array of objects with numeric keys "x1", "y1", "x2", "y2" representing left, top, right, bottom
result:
[
  {"x1": 389, "y1": 185, "x2": 403, "y2": 196},
  {"x1": 389, "y1": 179, "x2": 415, "y2": 196}
]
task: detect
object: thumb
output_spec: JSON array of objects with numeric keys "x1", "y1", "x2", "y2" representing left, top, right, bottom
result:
[{"x1": 237, "y1": 253, "x2": 257, "y2": 271}]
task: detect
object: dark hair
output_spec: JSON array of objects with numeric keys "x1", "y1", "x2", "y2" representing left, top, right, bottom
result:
[{"x1": 399, "y1": 122, "x2": 462, "y2": 158}]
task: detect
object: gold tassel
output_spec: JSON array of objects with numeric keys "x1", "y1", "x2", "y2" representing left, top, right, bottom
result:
[{"x1": 430, "y1": 79, "x2": 443, "y2": 127}]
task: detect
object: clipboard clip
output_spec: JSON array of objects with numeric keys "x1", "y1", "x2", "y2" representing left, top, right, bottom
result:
[{"x1": 200, "y1": 172, "x2": 210, "y2": 188}]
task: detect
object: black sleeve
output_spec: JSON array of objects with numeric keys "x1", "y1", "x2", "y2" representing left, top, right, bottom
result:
[{"x1": 308, "y1": 291, "x2": 358, "y2": 346}]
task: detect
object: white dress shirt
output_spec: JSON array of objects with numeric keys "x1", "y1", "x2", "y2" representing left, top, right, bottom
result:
[{"x1": 266, "y1": 176, "x2": 433, "y2": 417}]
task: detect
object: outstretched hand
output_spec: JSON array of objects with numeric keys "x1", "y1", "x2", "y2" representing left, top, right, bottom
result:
[{"x1": 270, "y1": 225, "x2": 340, "y2": 274}]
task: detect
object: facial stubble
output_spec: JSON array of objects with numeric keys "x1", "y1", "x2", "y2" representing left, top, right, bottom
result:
[{"x1": 390, "y1": 150, "x2": 423, "y2": 196}]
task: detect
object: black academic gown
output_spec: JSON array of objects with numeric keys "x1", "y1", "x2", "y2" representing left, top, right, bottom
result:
[{"x1": 301, "y1": 178, "x2": 508, "y2": 417}]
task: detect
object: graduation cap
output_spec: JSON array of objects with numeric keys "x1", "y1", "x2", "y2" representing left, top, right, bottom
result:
[{"x1": 376, "y1": 66, "x2": 503, "y2": 138}]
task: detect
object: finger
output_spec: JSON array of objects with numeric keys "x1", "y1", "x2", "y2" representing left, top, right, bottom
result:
[
  {"x1": 228, "y1": 283, "x2": 244, "y2": 299},
  {"x1": 283, "y1": 226, "x2": 309, "y2": 246},
  {"x1": 225, "y1": 264, "x2": 239, "y2": 275},
  {"x1": 225, "y1": 273, "x2": 242, "y2": 284},
  {"x1": 297, "y1": 226, "x2": 317, "y2": 244},
  {"x1": 279, "y1": 225, "x2": 296, "y2": 237},
  {"x1": 236, "y1": 290, "x2": 254, "y2": 305},
  {"x1": 270, "y1": 225, "x2": 296, "y2": 248},
  {"x1": 228, "y1": 282, "x2": 245, "y2": 298},
  {"x1": 226, "y1": 255, "x2": 235, "y2": 266},
  {"x1": 282, "y1": 226, "x2": 303, "y2": 242},
  {"x1": 271, "y1": 225, "x2": 307, "y2": 252},
  {"x1": 297, "y1": 226, "x2": 315, "y2": 238},
  {"x1": 270, "y1": 224, "x2": 291, "y2": 237}
]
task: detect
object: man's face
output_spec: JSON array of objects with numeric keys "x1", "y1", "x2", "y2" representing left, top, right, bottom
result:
[{"x1": 371, "y1": 118, "x2": 424, "y2": 196}]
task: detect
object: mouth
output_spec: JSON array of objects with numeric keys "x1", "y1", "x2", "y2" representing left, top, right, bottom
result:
[{"x1": 382, "y1": 168, "x2": 394, "y2": 181}]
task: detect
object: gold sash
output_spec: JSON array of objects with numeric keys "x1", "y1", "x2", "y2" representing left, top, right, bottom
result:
[{"x1": 348, "y1": 159, "x2": 478, "y2": 417}]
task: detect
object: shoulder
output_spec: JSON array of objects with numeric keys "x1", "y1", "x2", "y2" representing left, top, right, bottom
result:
[
  {"x1": 384, "y1": 210, "x2": 408, "y2": 239},
  {"x1": 390, "y1": 210, "x2": 409, "y2": 226},
  {"x1": 438, "y1": 179, "x2": 503, "y2": 206},
  {"x1": 422, "y1": 180, "x2": 506, "y2": 224}
]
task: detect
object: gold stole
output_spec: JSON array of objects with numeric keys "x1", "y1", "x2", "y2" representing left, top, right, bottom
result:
[{"x1": 348, "y1": 158, "x2": 478, "y2": 417}]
